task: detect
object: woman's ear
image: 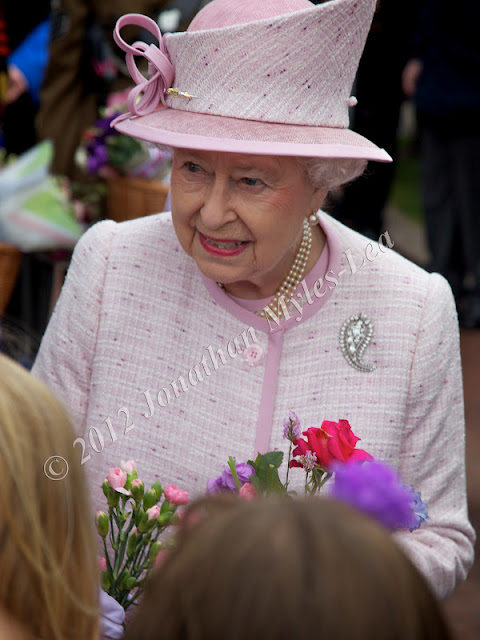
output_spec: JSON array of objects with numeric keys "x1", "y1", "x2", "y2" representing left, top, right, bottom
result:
[{"x1": 310, "y1": 185, "x2": 329, "y2": 213}]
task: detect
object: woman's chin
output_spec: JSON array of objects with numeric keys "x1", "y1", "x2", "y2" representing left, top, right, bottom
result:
[
  {"x1": 194, "y1": 259, "x2": 240, "y2": 286},
  {"x1": 191, "y1": 248, "x2": 248, "y2": 286}
]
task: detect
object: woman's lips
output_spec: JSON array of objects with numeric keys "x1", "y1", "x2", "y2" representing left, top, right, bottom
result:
[{"x1": 198, "y1": 232, "x2": 250, "y2": 257}]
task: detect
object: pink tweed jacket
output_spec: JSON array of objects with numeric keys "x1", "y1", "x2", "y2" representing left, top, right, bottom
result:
[{"x1": 32, "y1": 211, "x2": 474, "y2": 598}]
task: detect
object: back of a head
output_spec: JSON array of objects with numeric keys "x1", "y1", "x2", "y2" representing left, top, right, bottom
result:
[
  {"x1": 125, "y1": 496, "x2": 451, "y2": 640},
  {"x1": 0, "y1": 354, "x2": 98, "y2": 640}
]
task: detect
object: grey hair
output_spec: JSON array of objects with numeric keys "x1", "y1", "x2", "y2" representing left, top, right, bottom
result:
[
  {"x1": 152, "y1": 142, "x2": 367, "y2": 190},
  {"x1": 297, "y1": 157, "x2": 368, "y2": 190}
]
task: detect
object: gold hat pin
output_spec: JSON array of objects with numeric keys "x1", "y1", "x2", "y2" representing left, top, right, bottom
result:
[{"x1": 166, "y1": 88, "x2": 197, "y2": 99}]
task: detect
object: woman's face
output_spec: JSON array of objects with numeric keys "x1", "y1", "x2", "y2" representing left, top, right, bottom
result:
[{"x1": 170, "y1": 150, "x2": 327, "y2": 298}]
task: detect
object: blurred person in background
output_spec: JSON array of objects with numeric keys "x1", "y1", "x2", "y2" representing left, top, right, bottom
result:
[
  {"x1": 0, "y1": 1, "x2": 51, "y2": 369},
  {"x1": 402, "y1": 0, "x2": 480, "y2": 328},
  {"x1": 0, "y1": 0, "x2": 50, "y2": 154},
  {"x1": 37, "y1": 0, "x2": 205, "y2": 179},
  {"x1": 0, "y1": 4, "x2": 8, "y2": 118},
  {"x1": 4, "y1": 0, "x2": 203, "y2": 356}
]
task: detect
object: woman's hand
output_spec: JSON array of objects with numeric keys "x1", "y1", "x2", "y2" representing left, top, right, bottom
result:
[{"x1": 5, "y1": 65, "x2": 28, "y2": 104}]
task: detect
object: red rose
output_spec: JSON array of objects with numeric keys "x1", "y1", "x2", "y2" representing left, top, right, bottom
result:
[{"x1": 290, "y1": 419, "x2": 373, "y2": 470}]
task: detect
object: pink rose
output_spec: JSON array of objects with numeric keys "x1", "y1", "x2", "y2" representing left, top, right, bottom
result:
[
  {"x1": 120, "y1": 460, "x2": 137, "y2": 474},
  {"x1": 164, "y1": 484, "x2": 189, "y2": 505},
  {"x1": 146, "y1": 505, "x2": 161, "y2": 521},
  {"x1": 239, "y1": 483, "x2": 258, "y2": 501},
  {"x1": 98, "y1": 556, "x2": 107, "y2": 572},
  {"x1": 291, "y1": 420, "x2": 373, "y2": 471}
]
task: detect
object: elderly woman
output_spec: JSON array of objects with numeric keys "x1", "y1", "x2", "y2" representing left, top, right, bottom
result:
[{"x1": 33, "y1": 0, "x2": 474, "y2": 600}]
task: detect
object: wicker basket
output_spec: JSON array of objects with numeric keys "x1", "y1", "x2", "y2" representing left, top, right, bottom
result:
[
  {"x1": 0, "y1": 243, "x2": 23, "y2": 316},
  {"x1": 106, "y1": 177, "x2": 170, "y2": 222}
]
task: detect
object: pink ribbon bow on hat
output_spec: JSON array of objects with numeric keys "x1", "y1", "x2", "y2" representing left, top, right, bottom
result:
[{"x1": 113, "y1": 13, "x2": 175, "y2": 117}]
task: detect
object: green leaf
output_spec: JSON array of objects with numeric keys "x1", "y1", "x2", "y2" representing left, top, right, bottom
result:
[
  {"x1": 248, "y1": 452, "x2": 286, "y2": 495},
  {"x1": 250, "y1": 451, "x2": 284, "y2": 471}
]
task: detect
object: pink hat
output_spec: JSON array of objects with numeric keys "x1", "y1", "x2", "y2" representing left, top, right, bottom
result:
[{"x1": 113, "y1": 0, "x2": 391, "y2": 162}]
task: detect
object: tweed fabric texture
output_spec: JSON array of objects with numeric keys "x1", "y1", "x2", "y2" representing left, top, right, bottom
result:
[
  {"x1": 164, "y1": 0, "x2": 370, "y2": 126},
  {"x1": 122, "y1": 110, "x2": 385, "y2": 159},
  {"x1": 113, "y1": 0, "x2": 391, "y2": 161},
  {"x1": 189, "y1": 0, "x2": 313, "y2": 28},
  {"x1": 33, "y1": 212, "x2": 474, "y2": 599}
]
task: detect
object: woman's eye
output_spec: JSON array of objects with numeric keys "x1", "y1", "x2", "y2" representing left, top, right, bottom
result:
[
  {"x1": 186, "y1": 162, "x2": 202, "y2": 173},
  {"x1": 242, "y1": 177, "x2": 263, "y2": 187}
]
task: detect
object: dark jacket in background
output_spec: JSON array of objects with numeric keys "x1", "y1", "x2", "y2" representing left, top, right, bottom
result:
[
  {"x1": 37, "y1": 0, "x2": 172, "y2": 177},
  {"x1": 413, "y1": 0, "x2": 480, "y2": 129}
]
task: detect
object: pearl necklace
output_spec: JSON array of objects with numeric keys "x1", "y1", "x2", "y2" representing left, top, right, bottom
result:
[{"x1": 258, "y1": 218, "x2": 312, "y2": 319}]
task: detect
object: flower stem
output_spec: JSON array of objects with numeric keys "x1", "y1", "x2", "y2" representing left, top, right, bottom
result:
[
  {"x1": 285, "y1": 442, "x2": 293, "y2": 490},
  {"x1": 103, "y1": 537, "x2": 114, "y2": 577},
  {"x1": 227, "y1": 456, "x2": 242, "y2": 490}
]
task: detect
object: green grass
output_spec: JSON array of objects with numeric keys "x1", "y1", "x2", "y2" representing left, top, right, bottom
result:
[{"x1": 389, "y1": 141, "x2": 423, "y2": 225}]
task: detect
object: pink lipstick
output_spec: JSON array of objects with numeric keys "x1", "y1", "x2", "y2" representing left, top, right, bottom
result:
[{"x1": 199, "y1": 232, "x2": 249, "y2": 257}]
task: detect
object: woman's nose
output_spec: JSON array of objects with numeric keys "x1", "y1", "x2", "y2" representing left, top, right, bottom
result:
[{"x1": 199, "y1": 178, "x2": 237, "y2": 229}]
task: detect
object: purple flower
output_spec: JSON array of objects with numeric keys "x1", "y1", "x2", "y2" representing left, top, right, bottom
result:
[
  {"x1": 86, "y1": 144, "x2": 108, "y2": 174},
  {"x1": 206, "y1": 461, "x2": 255, "y2": 494},
  {"x1": 299, "y1": 450, "x2": 317, "y2": 471},
  {"x1": 283, "y1": 411, "x2": 302, "y2": 441},
  {"x1": 94, "y1": 112, "x2": 119, "y2": 133},
  {"x1": 329, "y1": 460, "x2": 425, "y2": 532},
  {"x1": 407, "y1": 487, "x2": 429, "y2": 532},
  {"x1": 206, "y1": 476, "x2": 226, "y2": 494}
]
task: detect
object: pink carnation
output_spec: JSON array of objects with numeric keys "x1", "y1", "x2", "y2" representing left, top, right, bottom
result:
[
  {"x1": 107, "y1": 467, "x2": 127, "y2": 490},
  {"x1": 120, "y1": 460, "x2": 137, "y2": 474},
  {"x1": 146, "y1": 505, "x2": 161, "y2": 521},
  {"x1": 97, "y1": 556, "x2": 107, "y2": 572},
  {"x1": 164, "y1": 484, "x2": 189, "y2": 506},
  {"x1": 239, "y1": 483, "x2": 258, "y2": 501}
]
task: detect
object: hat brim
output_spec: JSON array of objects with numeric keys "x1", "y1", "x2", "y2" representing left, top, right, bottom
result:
[{"x1": 114, "y1": 108, "x2": 392, "y2": 162}]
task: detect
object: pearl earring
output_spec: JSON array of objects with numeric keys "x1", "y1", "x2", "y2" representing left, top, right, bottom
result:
[{"x1": 308, "y1": 212, "x2": 319, "y2": 226}]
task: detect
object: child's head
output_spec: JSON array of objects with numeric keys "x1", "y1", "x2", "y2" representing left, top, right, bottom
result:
[
  {"x1": 126, "y1": 494, "x2": 451, "y2": 640},
  {"x1": 0, "y1": 354, "x2": 98, "y2": 640}
]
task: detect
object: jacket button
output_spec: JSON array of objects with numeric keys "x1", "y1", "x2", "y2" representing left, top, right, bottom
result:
[{"x1": 242, "y1": 344, "x2": 264, "y2": 367}]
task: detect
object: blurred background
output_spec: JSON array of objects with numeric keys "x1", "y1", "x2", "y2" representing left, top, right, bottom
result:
[{"x1": 0, "y1": 0, "x2": 479, "y2": 636}]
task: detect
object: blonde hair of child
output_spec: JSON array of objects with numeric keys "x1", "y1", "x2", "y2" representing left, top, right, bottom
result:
[{"x1": 0, "y1": 354, "x2": 99, "y2": 640}]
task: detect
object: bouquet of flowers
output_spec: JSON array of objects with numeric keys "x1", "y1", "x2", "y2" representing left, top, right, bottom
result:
[
  {"x1": 207, "y1": 412, "x2": 429, "y2": 533},
  {"x1": 96, "y1": 461, "x2": 188, "y2": 610},
  {"x1": 75, "y1": 106, "x2": 171, "y2": 181},
  {"x1": 96, "y1": 416, "x2": 428, "y2": 615}
]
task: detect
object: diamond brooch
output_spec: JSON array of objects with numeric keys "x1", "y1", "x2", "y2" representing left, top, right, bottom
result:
[{"x1": 339, "y1": 313, "x2": 376, "y2": 373}]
